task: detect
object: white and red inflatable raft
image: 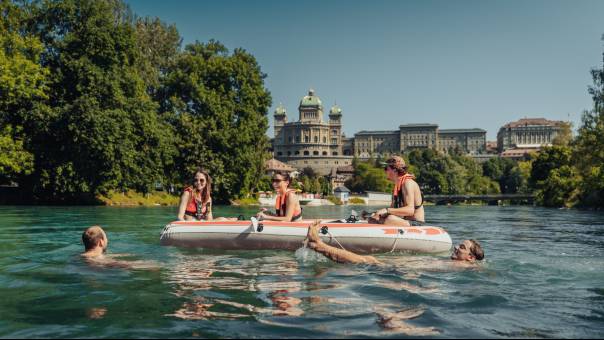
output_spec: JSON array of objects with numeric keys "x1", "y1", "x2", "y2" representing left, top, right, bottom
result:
[{"x1": 160, "y1": 219, "x2": 452, "y2": 254}]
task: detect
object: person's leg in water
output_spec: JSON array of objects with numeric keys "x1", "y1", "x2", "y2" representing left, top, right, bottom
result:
[{"x1": 306, "y1": 221, "x2": 381, "y2": 265}]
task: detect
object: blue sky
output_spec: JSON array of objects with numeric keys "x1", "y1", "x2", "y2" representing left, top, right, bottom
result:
[{"x1": 126, "y1": 0, "x2": 604, "y2": 140}]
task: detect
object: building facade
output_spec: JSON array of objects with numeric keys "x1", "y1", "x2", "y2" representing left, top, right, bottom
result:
[
  {"x1": 497, "y1": 118, "x2": 565, "y2": 152},
  {"x1": 353, "y1": 125, "x2": 486, "y2": 158},
  {"x1": 273, "y1": 90, "x2": 354, "y2": 175},
  {"x1": 438, "y1": 128, "x2": 486, "y2": 154}
]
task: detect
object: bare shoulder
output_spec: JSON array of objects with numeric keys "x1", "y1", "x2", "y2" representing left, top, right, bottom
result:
[{"x1": 403, "y1": 179, "x2": 420, "y2": 192}]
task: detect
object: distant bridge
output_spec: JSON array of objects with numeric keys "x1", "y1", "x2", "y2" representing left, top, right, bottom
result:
[{"x1": 424, "y1": 194, "x2": 534, "y2": 204}]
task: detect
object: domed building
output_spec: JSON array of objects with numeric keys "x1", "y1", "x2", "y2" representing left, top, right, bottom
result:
[{"x1": 273, "y1": 89, "x2": 353, "y2": 176}]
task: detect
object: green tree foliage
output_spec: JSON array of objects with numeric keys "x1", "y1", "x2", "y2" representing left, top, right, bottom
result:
[
  {"x1": 574, "y1": 36, "x2": 604, "y2": 207},
  {"x1": 345, "y1": 161, "x2": 392, "y2": 193},
  {"x1": 407, "y1": 149, "x2": 499, "y2": 195},
  {"x1": 552, "y1": 122, "x2": 573, "y2": 146},
  {"x1": 482, "y1": 157, "x2": 530, "y2": 194},
  {"x1": 1, "y1": 0, "x2": 272, "y2": 203},
  {"x1": 134, "y1": 17, "x2": 181, "y2": 97},
  {"x1": 319, "y1": 176, "x2": 331, "y2": 196},
  {"x1": 534, "y1": 165, "x2": 581, "y2": 207},
  {"x1": 530, "y1": 146, "x2": 577, "y2": 207},
  {"x1": 530, "y1": 145, "x2": 573, "y2": 188},
  {"x1": 0, "y1": 1, "x2": 47, "y2": 185},
  {"x1": 0, "y1": 125, "x2": 33, "y2": 184},
  {"x1": 161, "y1": 40, "x2": 271, "y2": 202},
  {"x1": 19, "y1": 0, "x2": 175, "y2": 201}
]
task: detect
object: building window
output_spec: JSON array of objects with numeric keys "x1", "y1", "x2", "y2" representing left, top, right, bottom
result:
[
  {"x1": 314, "y1": 136, "x2": 318, "y2": 143},
  {"x1": 295, "y1": 151, "x2": 300, "y2": 155},
  {"x1": 332, "y1": 138, "x2": 337, "y2": 144},
  {"x1": 305, "y1": 136, "x2": 310, "y2": 143},
  {"x1": 313, "y1": 151, "x2": 319, "y2": 156},
  {"x1": 277, "y1": 152, "x2": 282, "y2": 156},
  {"x1": 287, "y1": 151, "x2": 291, "y2": 156},
  {"x1": 304, "y1": 151, "x2": 310, "y2": 156},
  {"x1": 323, "y1": 137, "x2": 327, "y2": 143},
  {"x1": 333, "y1": 152, "x2": 338, "y2": 156},
  {"x1": 323, "y1": 151, "x2": 328, "y2": 156}
]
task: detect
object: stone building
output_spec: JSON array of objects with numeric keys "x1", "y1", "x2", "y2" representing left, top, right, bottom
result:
[
  {"x1": 273, "y1": 90, "x2": 353, "y2": 176},
  {"x1": 399, "y1": 124, "x2": 439, "y2": 151},
  {"x1": 354, "y1": 130, "x2": 400, "y2": 159},
  {"x1": 438, "y1": 128, "x2": 486, "y2": 154},
  {"x1": 497, "y1": 118, "x2": 565, "y2": 152},
  {"x1": 353, "y1": 125, "x2": 486, "y2": 158}
]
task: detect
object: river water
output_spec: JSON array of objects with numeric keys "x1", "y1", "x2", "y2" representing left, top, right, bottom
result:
[{"x1": 0, "y1": 205, "x2": 602, "y2": 338}]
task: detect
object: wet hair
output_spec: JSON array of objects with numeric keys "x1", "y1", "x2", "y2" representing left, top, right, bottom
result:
[
  {"x1": 82, "y1": 226, "x2": 106, "y2": 251},
  {"x1": 385, "y1": 156, "x2": 408, "y2": 175},
  {"x1": 469, "y1": 239, "x2": 484, "y2": 260},
  {"x1": 190, "y1": 167, "x2": 212, "y2": 204},
  {"x1": 273, "y1": 171, "x2": 292, "y2": 188}
]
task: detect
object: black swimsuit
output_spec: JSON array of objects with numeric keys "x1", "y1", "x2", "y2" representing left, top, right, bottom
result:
[{"x1": 393, "y1": 186, "x2": 424, "y2": 223}]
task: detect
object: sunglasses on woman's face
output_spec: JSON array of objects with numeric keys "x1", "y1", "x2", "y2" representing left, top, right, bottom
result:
[
  {"x1": 272, "y1": 178, "x2": 283, "y2": 183},
  {"x1": 193, "y1": 178, "x2": 206, "y2": 184}
]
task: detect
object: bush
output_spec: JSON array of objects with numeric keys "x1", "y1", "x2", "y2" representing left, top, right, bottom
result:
[
  {"x1": 326, "y1": 195, "x2": 343, "y2": 205},
  {"x1": 348, "y1": 197, "x2": 366, "y2": 204}
]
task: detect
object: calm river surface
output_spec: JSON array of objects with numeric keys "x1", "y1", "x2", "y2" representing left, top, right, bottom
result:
[{"x1": 0, "y1": 205, "x2": 602, "y2": 338}]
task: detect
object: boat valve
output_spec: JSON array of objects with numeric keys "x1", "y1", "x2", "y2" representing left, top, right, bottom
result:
[
  {"x1": 320, "y1": 226, "x2": 329, "y2": 235},
  {"x1": 257, "y1": 223, "x2": 264, "y2": 232}
]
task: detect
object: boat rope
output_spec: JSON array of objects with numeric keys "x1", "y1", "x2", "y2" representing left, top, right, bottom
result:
[
  {"x1": 389, "y1": 229, "x2": 404, "y2": 253},
  {"x1": 389, "y1": 235, "x2": 400, "y2": 253},
  {"x1": 326, "y1": 230, "x2": 347, "y2": 251}
]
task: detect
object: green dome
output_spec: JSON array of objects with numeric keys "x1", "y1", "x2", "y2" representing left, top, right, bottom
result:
[
  {"x1": 274, "y1": 103, "x2": 287, "y2": 116},
  {"x1": 329, "y1": 104, "x2": 342, "y2": 115},
  {"x1": 299, "y1": 89, "x2": 322, "y2": 108}
]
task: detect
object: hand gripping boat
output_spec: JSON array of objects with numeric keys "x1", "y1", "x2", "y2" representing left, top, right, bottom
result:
[{"x1": 160, "y1": 217, "x2": 452, "y2": 254}]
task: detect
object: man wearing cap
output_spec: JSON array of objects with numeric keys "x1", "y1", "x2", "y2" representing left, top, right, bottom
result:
[{"x1": 372, "y1": 156, "x2": 425, "y2": 227}]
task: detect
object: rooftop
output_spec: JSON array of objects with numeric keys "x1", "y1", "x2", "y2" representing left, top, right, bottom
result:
[
  {"x1": 399, "y1": 124, "x2": 439, "y2": 129},
  {"x1": 265, "y1": 158, "x2": 295, "y2": 172},
  {"x1": 439, "y1": 128, "x2": 486, "y2": 134},
  {"x1": 355, "y1": 130, "x2": 397, "y2": 135},
  {"x1": 503, "y1": 118, "x2": 566, "y2": 129}
]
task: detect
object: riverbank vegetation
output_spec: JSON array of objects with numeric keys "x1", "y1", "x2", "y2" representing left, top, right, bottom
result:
[{"x1": 0, "y1": 0, "x2": 271, "y2": 204}]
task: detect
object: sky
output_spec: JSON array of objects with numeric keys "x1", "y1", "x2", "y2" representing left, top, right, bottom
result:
[{"x1": 126, "y1": 0, "x2": 604, "y2": 140}]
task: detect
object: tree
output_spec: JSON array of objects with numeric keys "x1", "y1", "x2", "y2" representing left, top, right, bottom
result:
[
  {"x1": 162, "y1": 40, "x2": 271, "y2": 203},
  {"x1": 530, "y1": 145, "x2": 573, "y2": 189},
  {"x1": 552, "y1": 122, "x2": 573, "y2": 146},
  {"x1": 573, "y1": 35, "x2": 604, "y2": 207},
  {"x1": 345, "y1": 161, "x2": 392, "y2": 193},
  {"x1": 0, "y1": 125, "x2": 33, "y2": 184},
  {"x1": 301, "y1": 166, "x2": 317, "y2": 179},
  {"x1": 23, "y1": 0, "x2": 175, "y2": 201}
]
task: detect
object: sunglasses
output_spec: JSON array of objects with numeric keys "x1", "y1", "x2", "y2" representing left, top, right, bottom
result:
[
  {"x1": 193, "y1": 178, "x2": 206, "y2": 183},
  {"x1": 272, "y1": 178, "x2": 284, "y2": 183}
]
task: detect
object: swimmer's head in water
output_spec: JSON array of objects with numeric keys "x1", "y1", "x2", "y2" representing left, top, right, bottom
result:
[
  {"x1": 82, "y1": 226, "x2": 108, "y2": 252},
  {"x1": 451, "y1": 239, "x2": 484, "y2": 261}
]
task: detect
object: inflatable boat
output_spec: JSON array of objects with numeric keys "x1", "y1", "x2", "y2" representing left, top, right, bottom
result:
[{"x1": 160, "y1": 218, "x2": 452, "y2": 254}]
